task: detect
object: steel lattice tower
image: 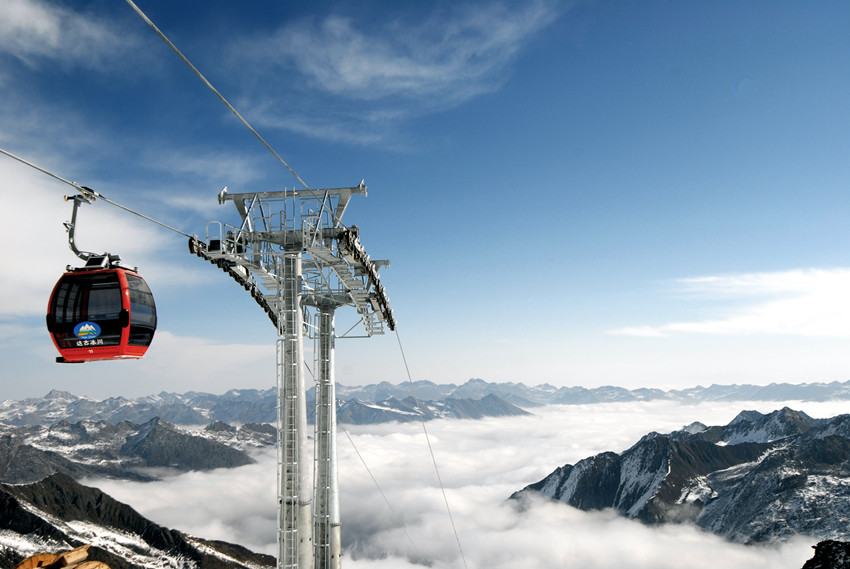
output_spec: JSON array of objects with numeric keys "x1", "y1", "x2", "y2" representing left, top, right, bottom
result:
[{"x1": 190, "y1": 184, "x2": 394, "y2": 569}]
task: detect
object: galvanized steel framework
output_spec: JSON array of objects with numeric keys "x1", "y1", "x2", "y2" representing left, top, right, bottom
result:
[{"x1": 195, "y1": 184, "x2": 394, "y2": 569}]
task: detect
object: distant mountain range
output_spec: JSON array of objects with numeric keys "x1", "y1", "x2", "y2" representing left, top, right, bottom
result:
[
  {"x1": 341, "y1": 378, "x2": 850, "y2": 407},
  {"x1": 0, "y1": 389, "x2": 529, "y2": 483},
  {"x1": 0, "y1": 385, "x2": 530, "y2": 427},
  {"x1": 3, "y1": 378, "x2": 849, "y2": 427},
  {"x1": 512, "y1": 407, "x2": 850, "y2": 545},
  {"x1": 0, "y1": 472, "x2": 274, "y2": 569},
  {"x1": 0, "y1": 417, "x2": 272, "y2": 484}
]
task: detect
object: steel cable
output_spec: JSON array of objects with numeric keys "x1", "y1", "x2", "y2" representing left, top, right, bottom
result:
[
  {"x1": 394, "y1": 327, "x2": 471, "y2": 569},
  {"x1": 0, "y1": 146, "x2": 192, "y2": 239},
  {"x1": 124, "y1": 0, "x2": 311, "y2": 192}
]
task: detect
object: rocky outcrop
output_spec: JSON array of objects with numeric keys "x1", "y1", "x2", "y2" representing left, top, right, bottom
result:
[
  {"x1": 0, "y1": 473, "x2": 274, "y2": 569},
  {"x1": 0, "y1": 418, "x2": 255, "y2": 484},
  {"x1": 802, "y1": 540, "x2": 850, "y2": 569},
  {"x1": 514, "y1": 408, "x2": 850, "y2": 544}
]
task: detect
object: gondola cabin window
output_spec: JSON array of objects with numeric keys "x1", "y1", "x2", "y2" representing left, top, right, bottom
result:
[{"x1": 126, "y1": 274, "x2": 157, "y2": 346}]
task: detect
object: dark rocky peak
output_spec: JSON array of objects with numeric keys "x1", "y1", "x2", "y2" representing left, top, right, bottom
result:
[
  {"x1": 450, "y1": 378, "x2": 491, "y2": 399},
  {"x1": 721, "y1": 407, "x2": 819, "y2": 444},
  {"x1": 802, "y1": 540, "x2": 850, "y2": 569},
  {"x1": 126, "y1": 416, "x2": 165, "y2": 440},
  {"x1": 120, "y1": 417, "x2": 254, "y2": 471},
  {"x1": 235, "y1": 423, "x2": 276, "y2": 447},
  {"x1": 729, "y1": 409, "x2": 764, "y2": 424},
  {"x1": 805, "y1": 413, "x2": 850, "y2": 442},
  {"x1": 396, "y1": 396, "x2": 423, "y2": 410},
  {"x1": 47, "y1": 419, "x2": 120, "y2": 444},
  {"x1": 442, "y1": 394, "x2": 531, "y2": 419},
  {"x1": 0, "y1": 473, "x2": 275, "y2": 569},
  {"x1": 43, "y1": 390, "x2": 79, "y2": 401},
  {"x1": 205, "y1": 420, "x2": 237, "y2": 433},
  {"x1": 772, "y1": 406, "x2": 820, "y2": 427},
  {"x1": 682, "y1": 421, "x2": 708, "y2": 434},
  {"x1": 241, "y1": 422, "x2": 275, "y2": 435}
]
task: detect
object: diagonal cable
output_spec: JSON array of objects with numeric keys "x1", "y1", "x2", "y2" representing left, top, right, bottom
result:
[
  {"x1": 124, "y1": 0, "x2": 311, "y2": 192},
  {"x1": 394, "y1": 328, "x2": 470, "y2": 569},
  {"x1": 340, "y1": 427, "x2": 424, "y2": 559},
  {"x1": 302, "y1": 361, "x2": 424, "y2": 558},
  {"x1": 0, "y1": 146, "x2": 192, "y2": 238}
]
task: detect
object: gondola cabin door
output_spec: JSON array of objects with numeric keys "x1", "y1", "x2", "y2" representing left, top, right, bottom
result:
[{"x1": 46, "y1": 267, "x2": 157, "y2": 363}]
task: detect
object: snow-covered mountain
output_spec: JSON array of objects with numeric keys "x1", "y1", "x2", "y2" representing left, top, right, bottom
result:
[
  {"x1": 0, "y1": 418, "x2": 259, "y2": 484},
  {"x1": 0, "y1": 473, "x2": 274, "y2": 569},
  {"x1": 0, "y1": 386, "x2": 531, "y2": 427},
  {"x1": 5, "y1": 379, "x2": 849, "y2": 428},
  {"x1": 512, "y1": 407, "x2": 850, "y2": 544},
  {"x1": 0, "y1": 392, "x2": 529, "y2": 483},
  {"x1": 336, "y1": 394, "x2": 530, "y2": 424}
]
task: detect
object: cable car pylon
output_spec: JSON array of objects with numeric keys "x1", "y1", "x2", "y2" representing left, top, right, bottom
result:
[{"x1": 193, "y1": 184, "x2": 394, "y2": 569}]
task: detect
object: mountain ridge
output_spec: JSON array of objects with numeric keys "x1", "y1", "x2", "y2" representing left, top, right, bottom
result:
[
  {"x1": 3, "y1": 378, "x2": 849, "y2": 428},
  {"x1": 0, "y1": 393, "x2": 530, "y2": 483},
  {"x1": 0, "y1": 472, "x2": 274, "y2": 569},
  {"x1": 0, "y1": 418, "x2": 257, "y2": 484},
  {"x1": 512, "y1": 407, "x2": 850, "y2": 544},
  {"x1": 0, "y1": 388, "x2": 531, "y2": 428}
]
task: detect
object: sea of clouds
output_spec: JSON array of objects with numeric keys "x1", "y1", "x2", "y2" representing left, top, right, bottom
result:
[{"x1": 87, "y1": 399, "x2": 850, "y2": 569}]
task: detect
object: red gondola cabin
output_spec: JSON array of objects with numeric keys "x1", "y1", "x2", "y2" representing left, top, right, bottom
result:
[{"x1": 46, "y1": 267, "x2": 157, "y2": 363}]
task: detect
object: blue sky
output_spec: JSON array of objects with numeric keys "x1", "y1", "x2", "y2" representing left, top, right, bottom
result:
[{"x1": 1, "y1": 0, "x2": 849, "y2": 400}]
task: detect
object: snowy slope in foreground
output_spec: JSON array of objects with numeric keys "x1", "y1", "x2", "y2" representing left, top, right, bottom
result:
[{"x1": 0, "y1": 473, "x2": 274, "y2": 569}]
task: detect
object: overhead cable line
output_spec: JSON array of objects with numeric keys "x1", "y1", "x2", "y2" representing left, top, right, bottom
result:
[
  {"x1": 301, "y1": 361, "x2": 423, "y2": 559},
  {"x1": 394, "y1": 328, "x2": 470, "y2": 569},
  {"x1": 340, "y1": 426, "x2": 424, "y2": 560},
  {"x1": 124, "y1": 0, "x2": 312, "y2": 192},
  {"x1": 0, "y1": 147, "x2": 192, "y2": 239}
]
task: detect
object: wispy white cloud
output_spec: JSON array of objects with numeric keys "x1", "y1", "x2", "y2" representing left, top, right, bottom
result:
[
  {"x1": 245, "y1": 107, "x2": 394, "y2": 147},
  {"x1": 232, "y1": 1, "x2": 563, "y2": 144},
  {"x1": 91, "y1": 401, "x2": 848, "y2": 568},
  {"x1": 144, "y1": 150, "x2": 267, "y2": 190},
  {"x1": 273, "y1": 2, "x2": 559, "y2": 103},
  {"x1": 0, "y1": 0, "x2": 135, "y2": 69},
  {"x1": 610, "y1": 268, "x2": 850, "y2": 338},
  {"x1": 132, "y1": 149, "x2": 270, "y2": 218}
]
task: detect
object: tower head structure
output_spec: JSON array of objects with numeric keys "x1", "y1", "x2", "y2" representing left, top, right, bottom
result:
[{"x1": 192, "y1": 182, "x2": 394, "y2": 334}]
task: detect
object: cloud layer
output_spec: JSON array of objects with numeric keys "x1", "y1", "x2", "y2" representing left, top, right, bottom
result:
[
  {"x1": 610, "y1": 269, "x2": 850, "y2": 338},
  {"x1": 89, "y1": 400, "x2": 850, "y2": 568}
]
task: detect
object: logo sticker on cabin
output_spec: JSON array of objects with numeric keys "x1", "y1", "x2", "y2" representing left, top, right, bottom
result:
[{"x1": 74, "y1": 322, "x2": 101, "y2": 339}]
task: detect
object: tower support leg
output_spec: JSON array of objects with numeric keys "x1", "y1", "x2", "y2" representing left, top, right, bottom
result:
[
  {"x1": 314, "y1": 306, "x2": 341, "y2": 569},
  {"x1": 277, "y1": 253, "x2": 313, "y2": 569}
]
